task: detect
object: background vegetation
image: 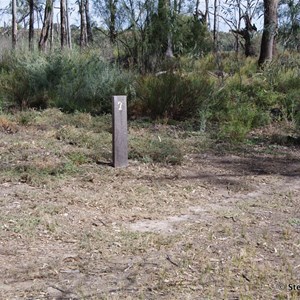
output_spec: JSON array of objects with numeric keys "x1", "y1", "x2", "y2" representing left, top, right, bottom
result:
[
  {"x1": 0, "y1": 0, "x2": 300, "y2": 143},
  {"x1": 0, "y1": 49, "x2": 299, "y2": 143}
]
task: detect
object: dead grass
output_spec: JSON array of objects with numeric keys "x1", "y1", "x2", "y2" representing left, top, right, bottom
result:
[
  {"x1": 0, "y1": 109, "x2": 300, "y2": 299},
  {"x1": 0, "y1": 115, "x2": 19, "y2": 134}
]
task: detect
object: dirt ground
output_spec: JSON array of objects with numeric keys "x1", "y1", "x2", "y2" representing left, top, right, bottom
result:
[{"x1": 0, "y1": 111, "x2": 300, "y2": 299}]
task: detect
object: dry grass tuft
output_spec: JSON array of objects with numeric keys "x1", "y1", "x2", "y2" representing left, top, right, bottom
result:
[{"x1": 0, "y1": 115, "x2": 18, "y2": 134}]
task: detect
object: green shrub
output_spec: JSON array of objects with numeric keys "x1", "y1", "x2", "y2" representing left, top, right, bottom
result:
[
  {"x1": 0, "y1": 52, "x2": 50, "y2": 109},
  {"x1": 53, "y1": 52, "x2": 135, "y2": 113},
  {"x1": 273, "y1": 68, "x2": 300, "y2": 121},
  {"x1": 217, "y1": 102, "x2": 258, "y2": 142},
  {"x1": 136, "y1": 71, "x2": 213, "y2": 120},
  {"x1": 0, "y1": 51, "x2": 135, "y2": 114},
  {"x1": 210, "y1": 77, "x2": 273, "y2": 142}
]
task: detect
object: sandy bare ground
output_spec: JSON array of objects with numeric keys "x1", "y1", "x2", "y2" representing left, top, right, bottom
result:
[{"x1": 0, "y1": 111, "x2": 300, "y2": 299}]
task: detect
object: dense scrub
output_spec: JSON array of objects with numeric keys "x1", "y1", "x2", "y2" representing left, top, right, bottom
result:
[
  {"x1": 0, "y1": 50, "x2": 134, "y2": 114},
  {"x1": 0, "y1": 50, "x2": 299, "y2": 142}
]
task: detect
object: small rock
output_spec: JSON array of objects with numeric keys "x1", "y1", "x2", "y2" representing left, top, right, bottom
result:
[{"x1": 47, "y1": 286, "x2": 63, "y2": 298}]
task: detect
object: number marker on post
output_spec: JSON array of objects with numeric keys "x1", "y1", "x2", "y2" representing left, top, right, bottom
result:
[{"x1": 112, "y1": 96, "x2": 128, "y2": 168}]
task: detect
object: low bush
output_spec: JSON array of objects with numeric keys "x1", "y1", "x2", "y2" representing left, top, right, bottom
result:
[
  {"x1": 217, "y1": 102, "x2": 258, "y2": 142},
  {"x1": 209, "y1": 83, "x2": 265, "y2": 142},
  {"x1": 135, "y1": 71, "x2": 214, "y2": 120},
  {"x1": 0, "y1": 52, "x2": 50, "y2": 109},
  {"x1": 208, "y1": 53, "x2": 300, "y2": 142}
]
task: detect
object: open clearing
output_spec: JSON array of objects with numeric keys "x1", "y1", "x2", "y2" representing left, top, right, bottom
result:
[{"x1": 0, "y1": 109, "x2": 300, "y2": 299}]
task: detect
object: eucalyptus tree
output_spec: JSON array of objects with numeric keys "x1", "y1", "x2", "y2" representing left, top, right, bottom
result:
[
  {"x1": 29, "y1": 0, "x2": 34, "y2": 50},
  {"x1": 91, "y1": 0, "x2": 211, "y2": 70},
  {"x1": 222, "y1": 0, "x2": 260, "y2": 56},
  {"x1": 12, "y1": 0, "x2": 17, "y2": 49},
  {"x1": 85, "y1": 0, "x2": 93, "y2": 43},
  {"x1": 213, "y1": 0, "x2": 220, "y2": 52},
  {"x1": 5, "y1": 0, "x2": 45, "y2": 50},
  {"x1": 66, "y1": 0, "x2": 72, "y2": 48},
  {"x1": 38, "y1": 0, "x2": 54, "y2": 51},
  {"x1": 258, "y1": 0, "x2": 279, "y2": 65},
  {"x1": 195, "y1": 0, "x2": 209, "y2": 26},
  {"x1": 278, "y1": 0, "x2": 300, "y2": 50},
  {"x1": 93, "y1": 0, "x2": 123, "y2": 44},
  {"x1": 61, "y1": 0, "x2": 67, "y2": 48},
  {"x1": 79, "y1": 0, "x2": 88, "y2": 46}
]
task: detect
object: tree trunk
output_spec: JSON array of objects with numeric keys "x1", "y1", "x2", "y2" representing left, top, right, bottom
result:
[
  {"x1": 80, "y1": 0, "x2": 88, "y2": 47},
  {"x1": 85, "y1": 0, "x2": 93, "y2": 43},
  {"x1": 236, "y1": 3, "x2": 242, "y2": 54},
  {"x1": 156, "y1": 0, "x2": 170, "y2": 57},
  {"x1": 60, "y1": 0, "x2": 67, "y2": 49},
  {"x1": 213, "y1": 0, "x2": 219, "y2": 53},
  {"x1": 165, "y1": 0, "x2": 174, "y2": 58},
  {"x1": 66, "y1": 0, "x2": 72, "y2": 49},
  {"x1": 38, "y1": 0, "x2": 53, "y2": 51},
  {"x1": 29, "y1": 0, "x2": 34, "y2": 51},
  {"x1": 205, "y1": 0, "x2": 209, "y2": 28},
  {"x1": 195, "y1": 0, "x2": 209, "y2": 25},
  {"x1": 108, "y1": 0, "x2": 117, "y2": 44},
  {"x1": 165, "y1": 34, "x2": 174, "y2": 58},
  {"x1": 258, "y1": 0, "x2": 279, "y2": 66},
  {"x1": 12, "y1": 0, "x2": 17, "y2": 49},
  {"x1": 232, "y1": 14, "x2": 257, "y2": 57}
]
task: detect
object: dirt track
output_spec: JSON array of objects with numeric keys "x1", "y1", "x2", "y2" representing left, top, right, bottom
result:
[{"x1": 1, "y1": 113, "x2": 300, "y2": 299}]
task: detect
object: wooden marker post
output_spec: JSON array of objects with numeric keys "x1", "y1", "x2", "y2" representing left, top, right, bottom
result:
[{"x1": 112, "y1": 95, "x2": 128, "y2": 168}]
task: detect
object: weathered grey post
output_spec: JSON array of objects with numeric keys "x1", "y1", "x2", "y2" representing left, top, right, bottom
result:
[{"x1": 112, "y1": 95, "x2": 128, "y2": 168}]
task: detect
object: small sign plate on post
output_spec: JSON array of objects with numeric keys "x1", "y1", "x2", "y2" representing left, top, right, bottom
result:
[{"x1": 112, "y1": 95, "x2": 128, "y2": 168}]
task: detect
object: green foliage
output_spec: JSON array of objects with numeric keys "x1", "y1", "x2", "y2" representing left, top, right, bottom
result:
[
  {"x1": 148, "y1": 0, "x2": 170, "y2": 57},
  {"x1": 217, "y1": 102, "x2": 258, "y2": 142},
  {"x1": 1, "y1": 47, "x2": 300, "y2": 143},
  {"x1": 296, "y1": 111, "x2": 300, "y2": 130},
  {"x1": 136, "y1": 71, "x2": 214, "y2": 120},
  {"x1": 278, "y1": 0, "x2": 300, "y2": 50},
  {"x1": 53, "y1": 52, "x2": 134, "y2": 113},
  {"x1": 206, "y1": 54, "x2": 300, "y2": 141},
  {"x1": 0, "y1": 52, "x2": 50, "y2": 109},
  {"x1": 0, "y1": 50, "x2": 135, "y2": 114},
  {"x1": 173, "y1": 15, "x2": 213, "y2": 56},
  {"x1": 17, "y1": 110, "x2": 38, "y2": 126},
  {"x1": 0, "y1": 97, "x2": 3, "y2": 113},
  {"x1": 211, "y1": 76, "x2": 275, "y2": 142},
  {"x1": 259, "y1": 56, "x2": 300, "y2": 120},
  {"x1": 125, "y1": 10, "x2": 212, "y2": 72}
]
